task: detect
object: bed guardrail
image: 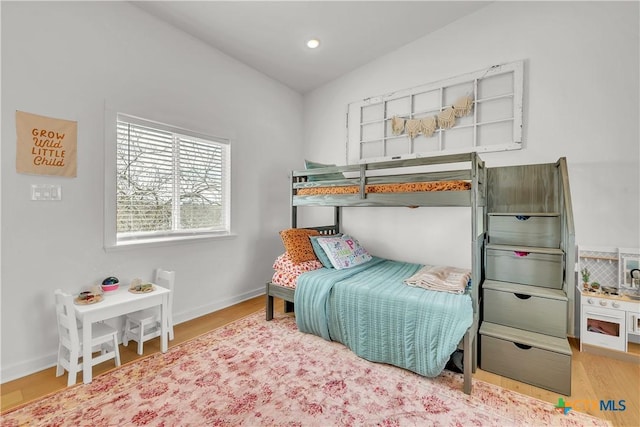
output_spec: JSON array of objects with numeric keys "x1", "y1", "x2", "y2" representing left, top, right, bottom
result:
[{"x1": 291, "y1": 152, "x2": 484, "y2": 208}]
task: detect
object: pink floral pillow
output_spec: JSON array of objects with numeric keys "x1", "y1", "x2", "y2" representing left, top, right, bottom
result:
[
  {"x1": 273, "y1": 252, "x2": 323, "y2": 274},
  {"x1": 271, "y1": 253, "x2": 323, "y2": 289},
  {"x1": 271, "y1": 270, "x2": 299, "y2": 288}
]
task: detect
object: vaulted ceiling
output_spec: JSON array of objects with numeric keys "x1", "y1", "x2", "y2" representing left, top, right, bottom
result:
[{"x1": 133, "y1": 1, "x2": 492, "y2": 93}]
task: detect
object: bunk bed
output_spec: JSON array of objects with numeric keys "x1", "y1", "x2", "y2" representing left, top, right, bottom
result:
[{"x1": 266, "y1": 152, "x2": 486, "y2": 394}]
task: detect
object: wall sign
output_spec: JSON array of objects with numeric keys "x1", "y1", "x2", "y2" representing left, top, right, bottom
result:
[{"x1": 16, "y1": 110, "x2": 77, "y2": 177}]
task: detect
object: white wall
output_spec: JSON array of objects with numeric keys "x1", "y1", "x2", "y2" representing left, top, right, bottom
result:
[
  {"x1": 1, "y1": 2, "x2": 302, "y2": 381},
  {"x1": 302, "y1": 1, "x2": 639, "y2": 266}
]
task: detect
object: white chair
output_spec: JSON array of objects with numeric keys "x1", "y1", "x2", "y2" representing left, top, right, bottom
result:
[
  {"x1": 54, "y1": 289, "x2": 121, "y2": 386},
  {"x1": 122, "y1": 269, "x2": 175, "y2": 355}
]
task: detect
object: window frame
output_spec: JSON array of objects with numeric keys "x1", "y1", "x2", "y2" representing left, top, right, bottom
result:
[{"x1": 104, "y1": 110, "x2": 233, "y2": 250}]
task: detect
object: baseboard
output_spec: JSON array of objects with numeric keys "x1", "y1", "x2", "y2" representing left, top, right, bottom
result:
[
  {"x1": 580, "y1": 342, "x2": 640, "y2": 365},
  {"x1": 173, "y1": 287, "x2": 265, "y2": 325},
  {"x1": 0, "y1": 354, "x2": 58, "y2": 385},
  {"x1": 0, "y1": 287, "x2": 265, "y2": 384}
]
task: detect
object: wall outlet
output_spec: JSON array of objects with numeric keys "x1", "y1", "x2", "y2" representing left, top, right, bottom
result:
[{"x1": 31, "y1": 184, "x2": 62, "y2": 201}]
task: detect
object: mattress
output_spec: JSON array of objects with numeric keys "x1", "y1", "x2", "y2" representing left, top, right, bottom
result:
[{"x1": 296, "y1": 180, "x2": 471, "y2": 196}]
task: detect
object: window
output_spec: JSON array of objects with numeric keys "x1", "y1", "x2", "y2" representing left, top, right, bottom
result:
[{"x1": 115, "y1": 114, "x2": 230, "y2": 244}]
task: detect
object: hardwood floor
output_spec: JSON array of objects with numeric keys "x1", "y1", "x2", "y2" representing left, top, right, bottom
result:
[{"x1": 2, "y1": 296, "x2": 638, "y2": 427}]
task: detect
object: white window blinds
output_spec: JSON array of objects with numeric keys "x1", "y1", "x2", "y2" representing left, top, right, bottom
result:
[{"x1": 116, "y1": 114, "x2": 230, "y2": 242}]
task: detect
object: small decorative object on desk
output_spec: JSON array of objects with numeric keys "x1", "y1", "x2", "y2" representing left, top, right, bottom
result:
[
  {"x1": 129, "y1": 278, "x2": 154, "y2": 294},
  {"x1": 74, "y1": 291, "x2": 103, "y2": 305},
  {"x1": 101, "y1": 276, "x2": 120, "y2": 292}
]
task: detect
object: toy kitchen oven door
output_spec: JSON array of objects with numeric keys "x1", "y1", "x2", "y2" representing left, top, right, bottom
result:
[
  {"x1": 581, "y1": 302, "x2": 626, "y2": 352},
  {"x1": 580, "y1": 298, "x2": 627, "y2": 351}
]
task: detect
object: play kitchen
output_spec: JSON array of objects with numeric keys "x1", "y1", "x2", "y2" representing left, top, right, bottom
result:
[{"x1": 578, "y1": 247, "x2": 640, "y2": 355}]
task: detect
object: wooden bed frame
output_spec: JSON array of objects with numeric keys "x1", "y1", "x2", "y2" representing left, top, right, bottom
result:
[{"x1": 266, "y1": 152, "x2": 486, "y2": 395}]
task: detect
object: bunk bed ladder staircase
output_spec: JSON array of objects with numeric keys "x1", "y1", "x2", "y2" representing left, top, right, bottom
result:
[{"x1": 479, "y1": 158, "x2": 575, "y2": 396}]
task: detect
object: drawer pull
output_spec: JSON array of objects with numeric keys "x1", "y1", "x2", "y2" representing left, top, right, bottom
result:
[
  {"x1": 514, "y1": 342, "x2": 532, "y2": 350},
  {"x1": 514, "y1": 293, "x2": 532, "y2": 300},
  {"x1": 514, "y1": 251, "x2": 530, "y2": 257},
  {"x1": 515, "y1": 215, "x2": 531, "y2": 221}
]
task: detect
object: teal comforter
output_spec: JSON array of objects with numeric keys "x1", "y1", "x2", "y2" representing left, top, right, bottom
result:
[{"x1": 294, "y1": 257, "x2": 473, "y2": 377}]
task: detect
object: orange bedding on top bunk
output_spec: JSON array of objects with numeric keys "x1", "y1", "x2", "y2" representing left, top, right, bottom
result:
[{"x1": 296, "y1": 180, "x2": 471, "y2": 196}]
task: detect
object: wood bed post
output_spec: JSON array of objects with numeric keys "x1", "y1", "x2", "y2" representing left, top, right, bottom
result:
[
  {"x1": 359, "y1": 164, "x2": 366, "y2": 199},
  {"x1": 463, "y1": 332, "x2": 473, "y2": 394},
  {"x1": 334, "y1": 206, "x2": 341, "y2": 233},
  {"x1": 461, "y1": 151, "x2": 487, "y2": 383},
  {"x1": 291, "y1": 206, "x2": 297, "y2": 228},
  {"x1": 285, "y1": 171, "x2": 298, "y2": 315},
  {"x1": 290, "y1": 171, "x2": 297, "y2": 228},
  {"x1": 266, "y1": 283, "x2": 274, "y2": 321},
  {"x1": 471, "y1": 152, "x2": 478, "y2": 307},
  {"x1": 470, "y1": 152, "x2": 481, "y2": 378}
]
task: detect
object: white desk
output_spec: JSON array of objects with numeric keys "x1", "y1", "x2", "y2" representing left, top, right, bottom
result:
[{"x1": 73, "y1": 285, "x2": 170, "y2": 383}]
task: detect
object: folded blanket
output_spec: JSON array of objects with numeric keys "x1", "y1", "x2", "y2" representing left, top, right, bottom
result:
[{"x1": 404, "y1": 265, "x2": 471, "y2": 294}]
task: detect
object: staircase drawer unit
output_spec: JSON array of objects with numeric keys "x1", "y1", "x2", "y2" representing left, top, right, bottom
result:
[
  {"x1": 480, "y1": 322, "x2": 572, "y2": 395},
  {"x1": 483, "y1": 280, "x2": 567, "y2": 338},
  {"x1": 486, "y1": 244, "x2": 563, "y2": 289},
  {"x1": 488, "y1": 213, "x2": 560, "y2": 248}
]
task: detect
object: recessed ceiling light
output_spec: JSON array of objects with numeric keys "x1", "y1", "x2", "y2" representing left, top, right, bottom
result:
[{"x1": 306, "y1": 39, "x2": 320, "y2": 49}]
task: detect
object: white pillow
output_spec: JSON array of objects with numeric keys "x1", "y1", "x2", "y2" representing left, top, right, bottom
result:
[{"x1": 317, "y1": 234, "x2": 372, "y2": 270}]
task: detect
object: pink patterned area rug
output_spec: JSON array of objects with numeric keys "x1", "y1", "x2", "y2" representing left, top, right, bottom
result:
[{"x1": 2, "y1": 312, "x2": 609, "y2": 427}]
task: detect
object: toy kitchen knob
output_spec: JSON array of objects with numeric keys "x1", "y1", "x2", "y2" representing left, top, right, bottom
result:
[
  {"x1": 599, "y1": 300, "x2": 607, "y2": 306},
  {"x1": 612, "y1": 302, "x2": 620, "y2": 308},
  {"x1": 587, "y1": 298, "x2": 594, "y2": 304}
]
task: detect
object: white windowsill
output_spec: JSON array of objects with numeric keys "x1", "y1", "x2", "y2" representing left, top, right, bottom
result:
[{"x1": 104, "y1": 232, "x2": 238, "y2": 252}]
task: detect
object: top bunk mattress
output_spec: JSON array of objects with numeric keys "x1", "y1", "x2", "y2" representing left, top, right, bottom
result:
[{"x1": 296, "y1": 180, "x2": 471, "y2": 196}]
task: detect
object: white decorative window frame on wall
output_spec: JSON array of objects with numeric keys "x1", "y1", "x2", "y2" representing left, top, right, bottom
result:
[{"x1": 346, "y1": 60, "x2": 524, "y2": 164}]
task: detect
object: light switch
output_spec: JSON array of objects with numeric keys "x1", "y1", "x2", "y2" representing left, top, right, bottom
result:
[{"x1": 31, "y1": 184, "x2": 62, "y2": 201}]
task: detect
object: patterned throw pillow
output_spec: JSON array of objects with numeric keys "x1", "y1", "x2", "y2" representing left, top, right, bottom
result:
[
  {"x1": 279, "y1": 228, "x2": 320, "y2": 264},
  {"x1": 309, "y1": 234, "x2": 342, "y2": 269},
  {"x1": 272, "y1": 252, "x2": 323, "y2": 274},
  {"x1": 271, "y1": 270, "x2": 299, "y2": 288},
  {"x1": 317, "y1": 234, "x2": 372, "y2": 270}
]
